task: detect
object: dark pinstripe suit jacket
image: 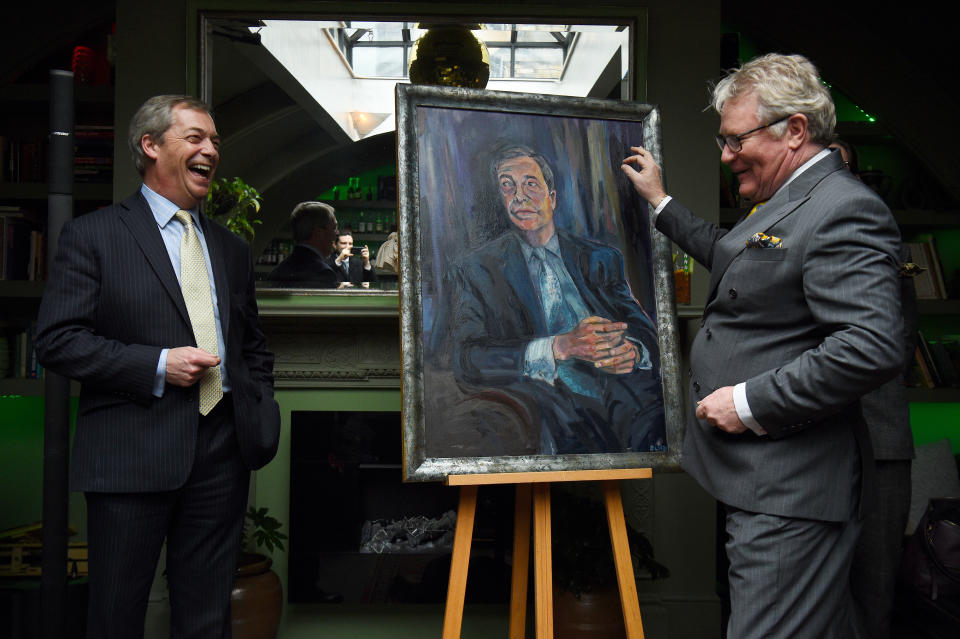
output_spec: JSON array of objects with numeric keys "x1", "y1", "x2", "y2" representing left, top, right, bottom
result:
[{"x1": 35, "y1": 191, "x2": 280, "y2": 492}]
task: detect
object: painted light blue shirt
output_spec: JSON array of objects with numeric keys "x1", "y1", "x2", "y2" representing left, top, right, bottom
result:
[{"x1": 142, "y1": 184, "x2": 230, "y2": 397}]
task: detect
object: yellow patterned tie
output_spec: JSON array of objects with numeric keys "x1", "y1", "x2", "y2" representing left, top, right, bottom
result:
[
  {"x1": 746, "y1": 200, "x2": 767, "y2": 218},
  {"x1": 175, "y1": 210, "x2": 223, "y2": 415}
]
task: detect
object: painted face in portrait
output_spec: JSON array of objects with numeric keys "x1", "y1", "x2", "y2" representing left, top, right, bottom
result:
[{"x1": 497, "y1": 155, "x2": 557, "y2": 237}]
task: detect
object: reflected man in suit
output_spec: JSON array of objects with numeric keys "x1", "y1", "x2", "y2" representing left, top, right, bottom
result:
[
  {"x1": 268, "y1": 201, "x2": 341, "y2": 288},
  {"x1": 622, "y1": 54, "x2": 903, "y2": 638},
  {"x1": 450, "y1": 143, "x2": 664, "y2": 455},
  {"x1": 329, "y1": 232, "x2": 376, "y2": 287},
  {"x1": 35, "y1": 95, "x2": 281, "y2": 638}
]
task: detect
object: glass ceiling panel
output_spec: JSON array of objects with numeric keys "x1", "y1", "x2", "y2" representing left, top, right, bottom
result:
[{"x1": 329, "y1": 21, "x2": 580, "y2": 80}]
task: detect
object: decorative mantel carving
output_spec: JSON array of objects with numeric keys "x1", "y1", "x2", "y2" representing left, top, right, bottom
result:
[{"x1": 256, "y1": 290, "x2": 402, "y2": 389}]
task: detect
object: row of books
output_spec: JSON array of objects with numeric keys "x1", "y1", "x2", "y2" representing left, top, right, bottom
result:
[
  {"x1": 905, "y1": 238, "x2": 950, "y2": 300},
  {"x1": 1, "y1": 323, "x2": 42, "y2": 380},
  {"x1": 1, "y1": 208, "x2": 45, "y2": 281},
  {"x1": 0, "y1": 124, "x2": 114, "y2": 184},
  {"x1": 910, "y1": 332, "x2": 960, "y2": 389},
  {"x1": 74, "y1": 124, "x2": 114, "y2": 184},
  {"x1": 0, "y1": 135, "x2": 48, "y2": 183}
]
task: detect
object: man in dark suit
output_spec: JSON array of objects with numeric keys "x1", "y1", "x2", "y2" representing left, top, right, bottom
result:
[
  {"x1": 267, "y1": 201, "x2": 341, "y2": 288},
  {"x1": 328, "y1": 232, "x2": 376, "y2": 287},
  {"x1": 622, "y1": 54, "x2": 903, "y2": 638},
  {"x1": 832, "y1": 138, "x2": 918, "y2": 639},
  {"x1": 35, "y1": 95, "x2": 281, "y2": 639},
  {"x1": 449, "y1": 144, "x2": 664, "y2": 456}
]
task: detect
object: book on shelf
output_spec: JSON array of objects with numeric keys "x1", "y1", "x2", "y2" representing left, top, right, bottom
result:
[
  {"x1": 3, "y1": 136, "x2": 49, "y2": 183},
  {"x1": 4, "y1": 322, "x2": 43, "y2": 380},
  {"x1": 1, "y1": 210, "x2": 45, "y2": 281},
  {"x1": 917, "y1": 331, "x2": 941, "y2": 386},
  {"x1": 911, "y1": 345, "x2": 936, "y2": 389},
  {"x1": 904, "y1": 241, "x2": 945, "y2": 300},
  {"x1": 924, "y1": 236, "x2": 948, "y2": 299}
]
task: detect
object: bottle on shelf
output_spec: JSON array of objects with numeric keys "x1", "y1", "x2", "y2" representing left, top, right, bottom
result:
[
  {"x1": 358, "y1": 211, "x2": 366, "y2": 233},
  {"x1": 347, "y1": 177, "x2": 361, "y2": 199}
]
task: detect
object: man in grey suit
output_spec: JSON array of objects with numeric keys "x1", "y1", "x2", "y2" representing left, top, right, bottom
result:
[
  {"x1": 35, "y1": 95, "x2": 280, "y2": 638},
  {"x1": 622, "y1": 54, "x2": 903, "y2": 638}
]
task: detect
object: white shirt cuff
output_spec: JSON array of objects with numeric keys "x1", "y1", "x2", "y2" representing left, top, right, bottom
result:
[
  {"x1": 652, "y1": 195, "x2": 672, "y2": 217},
  {"x1": 524, "y1": 337, "x2": 558, "y2": 384},
  {"x1": 733, "y1": 382, "x2": 766, "y2": 435},
  {"x1": 153, "y1": 349, "x2": 168, "y2": 398}
]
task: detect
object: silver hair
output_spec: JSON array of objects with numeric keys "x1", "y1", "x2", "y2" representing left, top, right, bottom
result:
[
  {"x1": 127, "y1": 95, "x2": 213, "y2": 176},
  {"x1": 711, "y1": 53, "x2": 836, "y2": 146},
  {"x1": 290, "y1": 201, "x2": 335, "y2": 242}
]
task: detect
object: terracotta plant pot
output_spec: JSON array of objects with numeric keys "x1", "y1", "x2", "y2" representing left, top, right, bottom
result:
[
  {"x1": 231, "y1": 553, "x2": 282, "y2": 639},
  {"x1": 554, "y1": 586, "x2": 626, "y2": 639}
]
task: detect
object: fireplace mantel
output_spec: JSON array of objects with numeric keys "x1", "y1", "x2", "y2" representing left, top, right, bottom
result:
[{"x1": 257, "y1": 289, "x2": 401, "y2": 390}]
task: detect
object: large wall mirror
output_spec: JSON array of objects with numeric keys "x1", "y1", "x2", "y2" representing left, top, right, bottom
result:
[{"x1": 196, "y1": 8, "x2": 642, "y2": 293}]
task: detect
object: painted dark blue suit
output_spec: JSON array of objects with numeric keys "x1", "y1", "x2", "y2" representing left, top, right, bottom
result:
[{"x1": 450, "y1": 229, "x2": 664, "y2": 455}]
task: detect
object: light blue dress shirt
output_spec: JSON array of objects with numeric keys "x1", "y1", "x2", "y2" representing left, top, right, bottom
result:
[{"x1": 141, "y1": 184, "x2": 230, "y2": 397}]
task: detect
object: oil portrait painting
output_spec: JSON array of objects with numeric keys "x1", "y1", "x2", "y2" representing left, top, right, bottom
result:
[{"x1": 397, "y1": 86, "x2": 683, "y2": 481}]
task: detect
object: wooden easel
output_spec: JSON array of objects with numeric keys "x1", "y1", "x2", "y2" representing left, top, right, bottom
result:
[{"x1": 441, "y1": 468, "x2": 652, "y2": 639}]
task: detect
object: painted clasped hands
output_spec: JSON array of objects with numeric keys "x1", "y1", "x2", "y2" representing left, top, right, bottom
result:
[{"x1": 553, "y1": 316, "x2": 638, "y2": 375}]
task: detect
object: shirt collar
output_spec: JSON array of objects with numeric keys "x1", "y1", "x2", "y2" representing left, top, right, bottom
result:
[
  {"x1": 780, "y1": 148, "x2": 831, "y2": 191},
  {"x1": 518, "y1": 231, "x2": 561, "y2": 262},
  {"x1": 141, "y1": 183, "x2": 200, "y2": 229}
]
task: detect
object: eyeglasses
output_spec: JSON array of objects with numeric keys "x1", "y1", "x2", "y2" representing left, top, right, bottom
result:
[{"x1": 715, "y1": 115, "x2": 790, "y2": 153}]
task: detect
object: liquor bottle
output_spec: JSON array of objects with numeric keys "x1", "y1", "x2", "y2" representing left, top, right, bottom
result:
[
  {"x1": 358, "y1": 211, "x2": 366, "y2": 233},
  {"x1": 375, "y1": 212, "x2": 383, "y2": 233}
]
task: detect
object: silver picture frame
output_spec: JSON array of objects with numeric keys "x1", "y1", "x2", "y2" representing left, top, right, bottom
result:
[{"x1": 397, "y1": 84, "x2": 683, "y2": 481}]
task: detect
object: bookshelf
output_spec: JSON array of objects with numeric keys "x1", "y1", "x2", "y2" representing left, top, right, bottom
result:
[{"x1": 1, "y1": 44, "x2": 115, "y2": 387}]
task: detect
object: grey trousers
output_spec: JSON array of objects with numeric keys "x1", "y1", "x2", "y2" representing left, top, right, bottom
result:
[{"x1": 724, "y1": 506, "x2": 862, "y2": 639}]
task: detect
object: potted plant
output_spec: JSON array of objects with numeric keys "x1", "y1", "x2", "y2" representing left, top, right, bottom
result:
[
  {"x1": 231, "y1": 506, "x2": 287, "y2": 639},
  {"x1": 204, "y1": 176, "x2": 263, "y2": 243},
  {"x1": 551, "y1": 487, "x2": 669, "y2": 639}
]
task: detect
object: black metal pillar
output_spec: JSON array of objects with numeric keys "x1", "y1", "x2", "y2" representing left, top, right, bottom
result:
[{"x1": 41, "y1": 68, "x2": 74, "y2": 639}]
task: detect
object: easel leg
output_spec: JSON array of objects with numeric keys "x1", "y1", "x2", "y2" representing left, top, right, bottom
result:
[
  {"x1": 509, "y1": 484, "x2": 532, "y2": 639},
  {"x1": 603, "y1": 480, "x2": 645, "y2": 639},
  {"x1": 533, "y1": 483, "x2": 553, "y2": 639},
  {"x1": 442, "y1": 484, "x2": 478, "y2": 639}
]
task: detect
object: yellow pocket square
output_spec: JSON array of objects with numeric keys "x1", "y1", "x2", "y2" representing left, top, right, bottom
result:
[{"x1": 746, "y1": 232, "x2": 782, "y2": 249}]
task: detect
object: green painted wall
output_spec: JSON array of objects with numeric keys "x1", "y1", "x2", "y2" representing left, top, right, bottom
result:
[{"x1": 0, "y1": 396, "x2": 85, "y2": 538}]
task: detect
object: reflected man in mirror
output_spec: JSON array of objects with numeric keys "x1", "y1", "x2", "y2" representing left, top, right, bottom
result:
[
  {"x1": 329, "y1": 231, "x2": 376, "y2": 288},
  {"x1": 267, "y1": 201, "x2": 342, "y2": 288},
  {"x1": 447, "y1": 143, "x2": 665, "y2": 456}
]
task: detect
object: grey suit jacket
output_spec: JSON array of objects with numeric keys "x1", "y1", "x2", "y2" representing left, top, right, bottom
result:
[
  {"x1": 657, "y1": 151, "x2": 903, "y2": 521},
  {"x1": 859, "y1": 245, "x2": 917, "y2": 461},
  {"x1": 35, "y1": 192, "x2": 280, "y2": 492}
]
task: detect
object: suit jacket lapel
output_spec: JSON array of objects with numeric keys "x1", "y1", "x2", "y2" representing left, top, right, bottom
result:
[
  {"x1": 705, "y1": 151, "x2": 843, "y2": 304},
  {"x1": 117, "y1": 192, "x2": 192, "y2": 327},
  {"x1": 558, "y1": 231, "x2": 600, "y2": 312}
]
